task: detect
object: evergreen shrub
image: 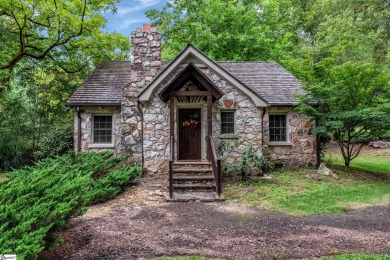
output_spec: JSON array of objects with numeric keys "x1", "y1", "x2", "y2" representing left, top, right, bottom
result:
[{"x1": 0, "y1": 151, "x2": 140, "y2": 260}]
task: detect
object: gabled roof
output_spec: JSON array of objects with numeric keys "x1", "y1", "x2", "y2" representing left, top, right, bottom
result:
[
  {"x1": 67, "y1": 46, "x2": 305, "y2": 107},
  {"x1": 138, "y1": 44, "x2": 268, "y2": 107},
  {"x1": 159, "y1": 62, "x2": 223, "y2": 102},
  {"x1": 66, "y1": 61, "x2": 131, "y2": 106},
  {"x1": 218, "y1": 62, "x2": 304, "y2": 105}
]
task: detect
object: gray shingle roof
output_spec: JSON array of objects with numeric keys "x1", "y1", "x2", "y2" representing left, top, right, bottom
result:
[
  {"x1": 218, "y1": 62, "x2": 303, "y2": 105},
  {"x1": 67, "y1": 60, "x2": 303, "y2": 106},
  {"x1": 66, "y1": 61, "x2": 131, "y2": 106}
]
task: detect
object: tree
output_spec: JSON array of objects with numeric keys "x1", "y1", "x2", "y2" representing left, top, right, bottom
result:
[
  {"x1": 0, "y1": 59, "x2": 80, "y2": 170},
  {"x1": 146, "y1": 0, "x2": 301, "y2": 62},
  {"x1": 0, "y1": 0, "x2": 129, "y2": 91},
  {"x1": 296, "y1": 0, "x2": 390, "y2": 166},
  {"x1": 298, "y1": 63, "x2": 390, "y2": 166}
]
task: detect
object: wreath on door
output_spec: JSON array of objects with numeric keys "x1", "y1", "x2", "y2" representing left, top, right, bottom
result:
[
  {"x1": 182, "y1": 113, "x2": 199, "y2": 128},
  {"x1": 182, "y1": 118, "x2": 199, "y2": 128}
]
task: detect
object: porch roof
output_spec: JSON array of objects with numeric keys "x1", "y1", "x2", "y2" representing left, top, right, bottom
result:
[{"x1": 159, "y1": 62, "x2": 223, "y2": 102}]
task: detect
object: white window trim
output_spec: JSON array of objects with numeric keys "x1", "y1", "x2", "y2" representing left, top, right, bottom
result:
[
  {"x1": 220, "y1": 110, "x2": 237, "y2": 137},
  {"x1": 268, "y1": 113, "x2": 292, "y2": 146},
  {"x1": 90, "y1": 113, "x2": 115, "y2": 148}
]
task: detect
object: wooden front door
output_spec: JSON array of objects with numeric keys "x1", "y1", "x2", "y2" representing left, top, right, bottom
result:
[{"x1": 178, "y1": 109, "x2": 202, "y2": 160}]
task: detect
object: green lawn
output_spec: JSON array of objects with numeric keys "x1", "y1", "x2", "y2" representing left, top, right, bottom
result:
[
  {"x1": 224, "y1": 167, "x2": 390, "y2": 216},
  {"x1": 325, "y1": 154, "x2": 390, "y2": 174}
]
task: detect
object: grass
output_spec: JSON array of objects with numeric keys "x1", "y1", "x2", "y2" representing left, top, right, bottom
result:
[
  {"x1": 224, "y1": 167, "x2": 390, "y2": 216},
  {"x1": 324, "y1": 254, "x2": 390, "y2": 259},
  {"x1": 325, "y1": 154, "x2": 390, "y2": 174}
]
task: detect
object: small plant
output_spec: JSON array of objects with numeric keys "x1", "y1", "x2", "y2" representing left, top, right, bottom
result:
[
  {"x1": 236, "y1": 144, "x2": 272, "y2": 181},
  {"x1": 217, "y1": 139, "x2": 242, "y2": 160},
  {"x1": 221, "y1": 142, "x2": 272, "y2": 181}
]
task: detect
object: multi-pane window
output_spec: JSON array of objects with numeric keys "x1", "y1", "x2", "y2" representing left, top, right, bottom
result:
[
  {"x1": 221, "y1": 111, "x2": 235, "y2": 134},
  {"x1": 93, "y1": 115, "x2": 113, "y2": 143},
  {"x1": 269, "y1": 114, "x2": 287, "y2": 142}
]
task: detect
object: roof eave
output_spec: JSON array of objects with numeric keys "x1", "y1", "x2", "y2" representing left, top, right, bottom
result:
[
  {"x1": 138, "y1": 44, "x2": 268, "y2": 107},
  {"x1": 66, "y1": 102, "x2": 121, "y2": 107}
]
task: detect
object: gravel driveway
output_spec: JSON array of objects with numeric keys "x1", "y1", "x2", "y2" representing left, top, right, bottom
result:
[{"x1": 39, "y1": 174, "x2": 390, "y2": 260}]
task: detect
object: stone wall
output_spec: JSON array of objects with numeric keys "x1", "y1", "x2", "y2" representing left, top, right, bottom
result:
[
  {"x1": 263, "y1": 106, "x2": 317, "y2": 167},
  {"x1": 74, "y1": 25, "x2": 317, "y2": 171},
  {"x1": 74, "y1": 106, "x2": 121, "y2": 152},
  {"x1": 141, "y1": 65, "x2": 263, "y2": 173},
  {"x1": 120, "y1": 24, "x2": 162, "y2": 161}
]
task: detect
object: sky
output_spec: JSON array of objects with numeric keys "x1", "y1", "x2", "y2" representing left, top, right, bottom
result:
[{"x1": 103, "y1": 0, "x2": 169, "y2": 36}]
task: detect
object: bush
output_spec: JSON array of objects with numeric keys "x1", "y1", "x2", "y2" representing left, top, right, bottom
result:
[
  {"x1": 34, "y1": 123, "x2": 74, "y2": 160},
  {"x1": 0, "y1": 151, "x2": 140, "y2": 260},
  {"x1": 222, "y1": 143, "x2": 272, "y2": 181}
]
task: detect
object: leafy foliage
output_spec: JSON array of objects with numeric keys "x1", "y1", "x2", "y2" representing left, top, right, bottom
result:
[
  {"x1": 0, "y1": 60, "x2": 79, "y2": 170},
  {"x1": 295, "y1": 0, "x2": 390, "y2": 166},
  {"x1": 146, "y1": 0, "x2": 300, "y2": 61},
  {"x1": 0, "y1": 151, "x2": 140, "y2": 259},
  {"x1": 33, "y1": 123, "x2": 73, "y2": 160},
  {"x1": 0, "y1": 0, "x2": 130, "y2": 89},
  {"x1": 219, "y1": 142, "x2": 272, "y2": 181}
]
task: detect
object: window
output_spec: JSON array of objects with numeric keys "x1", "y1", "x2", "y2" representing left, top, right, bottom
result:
[
  {"x1": 221, "y1": 111, "x2": 235, "y2": 134},
  {"x1": 93, "y1": 115, "x2": 113, "y2": 143},
  {"x1": 269, "y1": 114, "x2": 287, "y2": 142}
]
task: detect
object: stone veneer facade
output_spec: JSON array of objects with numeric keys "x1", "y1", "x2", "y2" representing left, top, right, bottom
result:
[
  {"x1": 73, "y1": 106, "x2": 121, "y2": 151},
  {"x1": 74, "y1": 25, "x2": 317, "y2": 172},
  {"x1": 263, "y1": 107, "x2": 317, "y2": 168},
  {"x1": 120, "y1": 25, "x2": 161, "y2": 161}
]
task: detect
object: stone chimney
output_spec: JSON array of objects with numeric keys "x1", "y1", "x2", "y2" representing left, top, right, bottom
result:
[
  {"x1": 120, "y1": 24, "x2": 161, "y2": 161},
  {"x1": 130, "y1": 23, "x2": 162, "y2": 90}
]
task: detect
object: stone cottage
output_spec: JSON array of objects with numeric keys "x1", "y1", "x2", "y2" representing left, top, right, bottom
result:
[{"x1": 67, "y1": 24, "x2": 318, "y2": 197}]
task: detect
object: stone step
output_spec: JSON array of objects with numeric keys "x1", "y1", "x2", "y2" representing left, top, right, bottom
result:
[
  {"x1": 173, "y1": 161, "x2": 212, "y2": 170},
  {"x1": 172, "y1": 168, "x2": 213, "y2": 174},
  {"x1": 173, "y1": 183, "x2": 216, "y2": 191},
  {"x1": 165, "y1": 191, "x2": 224, "y2": 202},
  {"x1": 173, "y1": 175, "x2": 215, "y2": 182},
  {"x1": 173, "y1": 161, "x2": 211, "y2": 165}
]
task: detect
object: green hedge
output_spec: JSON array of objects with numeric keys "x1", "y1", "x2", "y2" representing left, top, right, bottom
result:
[{"x1": 0, "y1": 151, "x2": 140, "y2": 260}]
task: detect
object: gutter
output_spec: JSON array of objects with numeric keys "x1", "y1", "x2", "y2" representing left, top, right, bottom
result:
[
  {"x1": 137, "y1": 101, "x2": 144, "y2": 170},
  {"x1": 261, "y1": 107, "x2": 266, "y2": 147},
  {"x1": 76, "y1": 107, "x2": 81, "y2": 152}
]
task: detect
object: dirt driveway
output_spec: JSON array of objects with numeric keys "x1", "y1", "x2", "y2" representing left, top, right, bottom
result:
[{"x1": 40, "y1": 174, "x2": 390, "y2": 260}]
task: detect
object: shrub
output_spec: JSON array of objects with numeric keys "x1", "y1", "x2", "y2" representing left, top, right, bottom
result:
[
  {"x1": 221, "y1": 143, "x2": 272, "y2": 181},
  {"x1": 0, "y1": 151, "x2": 140, "y2": 260},
  {"x1": 33, "y1": 123, "x2": 74, "y2": 160}
]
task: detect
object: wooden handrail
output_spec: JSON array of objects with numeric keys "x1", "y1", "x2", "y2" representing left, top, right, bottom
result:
[
  {"x1": 169, "y1": 135, "x2": 174, "y2": 198},
  {"x1": 208, "y1": 135, "x2": 222, "y2": 196}
]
